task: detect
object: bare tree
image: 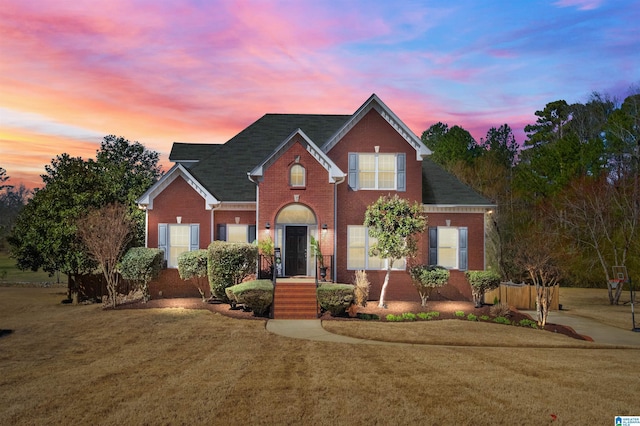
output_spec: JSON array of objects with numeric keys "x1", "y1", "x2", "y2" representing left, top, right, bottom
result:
[{"x1": 77, "y1": 203, "x2": 134, "y2": 308}]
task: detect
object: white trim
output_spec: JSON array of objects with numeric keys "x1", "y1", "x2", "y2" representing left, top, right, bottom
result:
[
  {"x1": 136, "y1": 164, "x2": 219, "y2": 210},
  {"x1": 322, "y1": 94, "x2": 431, "y2": 160},
  {"x1": 422, "y1": 205, "x2": 495, "y2": 214},
  {"x1": 249, "y1": 128, "x2": 345, "y2": 183}
]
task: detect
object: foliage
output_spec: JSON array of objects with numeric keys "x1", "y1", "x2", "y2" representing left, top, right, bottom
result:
[
  {"x1": 480, "y1": 315, "x2": 490, "y2": 321},
  {"x1": 467, "y1": 313, "x2": 477, "y2": 321},
  {"x1": 7, "y1": 137, "x2": 161, "y2": 297},
  {"x1": 207, "y1": 241, "x2": 258, "y2": 303},
  {"x1": 401, "y1": 312, "x2": 417, "y2": 321},
  {"x1": 355, "y1": 313, "x2": 379, "y2": 320},
  {"x1": 0, "y1": 168, "x2": 29, "y2": 252},
  {"x1": 490, "y1": 303, "x2": 511, "y2": 318},
  {"x1": 385, "y1": 314, "x2": 403, "y2": 322},
  {"x1": 409, "y1": 265, "x2": 449, "y2": 307},
  {"x1": 76, "y1": 203, "x2": 135, "y2": 308},
  {"x1": 493, "y1": 316, "x2": 512, "y2": 325},
  {"x1": 364, "y1": 194, "x2": 427, "y2": 308},
  {"x1": 316, "y1": 283, "x2": 354, "y2": 316},
  {"x1": 309, "y1": 235, "x2": 324, "y2": 268},
  {"x1": 454, "y1": 310, "x2": 465, "y2": 317},
  {"x1": 257, "y1": 236, "x2": 274, "y2": 267},
  {"x1": 177, "y1": 249, "x2": 209, "y2": 301},
  {"x1": 120, "y1": 247, "x2": 163, "y2": 302},
  {"x1": 225, "y1": 280, "x2": 273, "y2": 316},
  {"x1": 353, "y1": 270, "x2": 370, "y2": 307},
  {"x1": 421, "y1": 122, "x2": 483, "y2": 170},
  {"x1": 465, "y1": 270, "x2": 501, "y2": 308},
  {"x1": 519, "y1": 319, "x2": 538, "y2": 329}
]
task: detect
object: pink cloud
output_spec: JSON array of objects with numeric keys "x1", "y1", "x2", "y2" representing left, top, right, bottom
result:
[{"x1": 553, "y1": 0, "x2": 602, "y2": 10}]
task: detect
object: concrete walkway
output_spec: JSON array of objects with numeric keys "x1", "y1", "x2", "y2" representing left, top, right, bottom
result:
[{"x1": 267, "y1": 313, "x2": 640, "y2": 347}]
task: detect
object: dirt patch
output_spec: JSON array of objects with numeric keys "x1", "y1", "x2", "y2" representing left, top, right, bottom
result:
[{"x1": 117, "y1": 297, "x2": 588, "y2": 341}]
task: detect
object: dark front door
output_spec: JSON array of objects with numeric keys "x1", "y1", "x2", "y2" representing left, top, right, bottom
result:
[{"x1": 285, "y1": 226, "x2": 307, "y2": 276}]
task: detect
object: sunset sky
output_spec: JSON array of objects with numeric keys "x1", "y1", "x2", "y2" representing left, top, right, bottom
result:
[{"x1": 1, "y1": 0, "x2": 638, "y2": 190}]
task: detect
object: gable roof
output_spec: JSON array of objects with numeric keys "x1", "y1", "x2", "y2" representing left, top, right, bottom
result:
[
  {"x1": 249, "y1": 128, "x2": 345, "y2": 183},
  {"x1": 137, "y1": 163, "x2": 219, "y2": 210},
  {"x1": 185, "y1": 114, "x2": 350, "y2": 201},
  {"x1": 322, "y1": 93, "x2": 431, "y2": 160},
  {"x1": 421, "y1": 158, "x2": 494, "y2": 207},
  {"x1": 170, "y1": 143, "x2": 222, "y2": 167}
]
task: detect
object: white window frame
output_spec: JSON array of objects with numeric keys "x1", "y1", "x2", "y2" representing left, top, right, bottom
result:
[
  {"x1": 227, "y1": 224, "x2": 249, "y2": 243},
  {"x1": 358, "y1": 153, "x2": 396, "y2": 190},
  {"x1": 168, "y1": 224, "x2": 190, "y2": 269},
  {"x1": 290, "y1": 164, "x2": 305, "y2": 187},
  {"x1": 438, "y1": 227, "x2": 459, "y2": 270},
  {"x1": 347, "y1": 225, "x2": 405, "y2": 271}
]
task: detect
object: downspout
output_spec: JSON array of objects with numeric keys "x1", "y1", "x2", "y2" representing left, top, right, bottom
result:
[
  {"x1": 333, "y1": 174, "x2": 346, "y2": 283},
  {"x1": 210, "y1": 202, "x2": 222, "y2": 243},
  {"x1": 248, "y1": 172, "x2": 260, "y2": 276}
]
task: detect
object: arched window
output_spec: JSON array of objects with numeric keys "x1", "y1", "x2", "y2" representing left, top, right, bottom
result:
[{"x1": 290, "y1": 164, "x2": 305, "y2": 187}]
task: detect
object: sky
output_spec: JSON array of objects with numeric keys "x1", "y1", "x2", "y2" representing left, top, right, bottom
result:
[{"x1": 1, "y1": 0, "x2": 638, "y2": 190}]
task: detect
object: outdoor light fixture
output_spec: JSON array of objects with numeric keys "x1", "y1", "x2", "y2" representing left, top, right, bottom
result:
[
  {"x1": 265, "y1": 222, "x2": 271, "y2": 230},
  {"x1": 322, "y1": 224, "x2": 328, "y2": 234},
  {"x1": 176, "y1": 216, "x2": 182, "y2": 224}
]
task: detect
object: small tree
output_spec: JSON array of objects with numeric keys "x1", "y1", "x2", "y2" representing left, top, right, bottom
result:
[
  {"x1": 120, "y1": 247, "x2": 163, "y2": 302},
  {"x1": 77, "y1": 203, "x2": 134, "y2": 308},
  {"x1": 364, "y1": 195, "x2": 427, "y2": 308},
  {"x1": 178, "y1": 249, "x2": 209, "y2": 302},
  {"x1": 409, "y1": 265, "x2": 449, "y2": 307},
  {"x1": 353, "y1": 270, "x2": 370, "y2": 307},
  {"x1": 465, "y1": 270, "x2": 501, "y2": 308}
]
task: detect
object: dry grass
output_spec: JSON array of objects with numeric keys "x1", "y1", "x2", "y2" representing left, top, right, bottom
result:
[
  {"x1": 560, "y1": 287, "x2": 638, "y2": 330},
  {"x1": 1, "y1": 286, "x2": 639, "y2": 425}
]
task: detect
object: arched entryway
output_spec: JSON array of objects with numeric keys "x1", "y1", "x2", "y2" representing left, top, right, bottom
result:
[{"x1": 275, "y1": 203, "x2": 317, "y2": 277}]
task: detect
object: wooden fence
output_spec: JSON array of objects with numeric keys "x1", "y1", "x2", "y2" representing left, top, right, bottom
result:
[{"x1": 484, "y1": 282, "x2": 560, "y2": 310}]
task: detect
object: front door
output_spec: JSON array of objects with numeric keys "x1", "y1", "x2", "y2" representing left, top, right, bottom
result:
[{"x1": 285, "y1": 226, "x2": 307, "y2": 276}]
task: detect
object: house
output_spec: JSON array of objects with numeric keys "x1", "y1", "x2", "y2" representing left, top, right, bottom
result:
[{"x1": 137, "y1": 94, "x2": 494, "y2": 306}]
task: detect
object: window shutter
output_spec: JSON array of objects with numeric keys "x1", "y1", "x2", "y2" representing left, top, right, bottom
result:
[
  {"x1": 158, "y1": 224, "x2": 168, "y2": 262},
  {"x1": 428, "y1": 227, "x2": 438, "y2": 265},
  {"x1": 348, "y1": 153, "x2": 358, "y2": 190},
  {"x1": 216, "y1": 224, "x2": 226, "y2": 241},
  {"x1": 459, "y1": 227, "x2": 468, "y2": 271},
  {"x1": 396, "y1": 153, "x2": 406, "y2": 192},
  {"x1": 190, "y1": 224, "x2": 200, "y2": 251},
  {"x1": 248, "y1": 225, "x2": 256, "y2": 243}
]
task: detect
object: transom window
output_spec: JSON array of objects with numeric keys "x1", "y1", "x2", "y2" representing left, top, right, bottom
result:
[
  {"x1": 347, "y1": 225, "x2": 405, "y2": 270},
  {"x1": 290, "y1": 164, "x2": 305, "y2": 187}
]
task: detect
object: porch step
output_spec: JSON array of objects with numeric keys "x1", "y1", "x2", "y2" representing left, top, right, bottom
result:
[{"x1": 272, "y1": 282, "x2": 319, "y2": 319}]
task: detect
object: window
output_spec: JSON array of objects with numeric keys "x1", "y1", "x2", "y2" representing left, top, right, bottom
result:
[
  {"x1": 290, "y1": 164, "x2": 305, "y2": 187},
  {"x1": 216, "y1": 224, "x2": 257, "y2": 243},
  {"x1": 348, "y1": 152, "x2": 405, "y2": 191},
  {"x1": 158, "y1": 224, "x2": 200, "y2": 268},
  {"x1": 428, "y1": 226, "x2": 468, "y2": 270},
  {"x1": 347, "y1": 225, "x2": 405, "y2": 270}
]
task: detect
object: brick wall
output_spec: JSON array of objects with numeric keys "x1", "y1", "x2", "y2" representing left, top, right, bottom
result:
[{"x1": 147, "y1": 176, "x2": 212, "y2": 249}]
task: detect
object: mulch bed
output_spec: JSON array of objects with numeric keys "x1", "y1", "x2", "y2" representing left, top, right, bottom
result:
[{"x1": 116, "y1": 297, "x2": 590, "y2": 341}]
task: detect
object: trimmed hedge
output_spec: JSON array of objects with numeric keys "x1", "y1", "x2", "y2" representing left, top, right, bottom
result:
[
  {"x1": 317, "y1": 283, "x2": 355, "y2": 316},
  {"x1": 225, "y1": 279, "x2": 274, "y2": 316},
  {"x1": 207, "y1": 241, "x2": 258, "y2": 303},
  {"x1": 178, "y1": 249, "x2": 209, "y2": 301},
  {"x1": 465, "y1": 270, "x2": 501, "y2": 308},
  {"x1": 409, "y1": 265, "x2": 449, "y2": 307},
  {"x1": 119, "y1": 247, "x2": 163, "y2": 301}
]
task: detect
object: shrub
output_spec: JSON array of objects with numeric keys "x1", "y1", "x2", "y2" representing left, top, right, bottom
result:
[
  {"x1": 356, "y1": 313, "x2": 379, "y2": 321},
  {"x1": 386, "y1": 314, "x2": 403, "y2": 322},
  {"x1": 494, "y1": 316, "x2": 512, "y2": 325},
  {"x1": 480, "y1": 315, "x2": 490, "y2": 321},
  {"x1": 467, "y1": 313, "x2": 478, "y2": 321},
  {"x1": 178, "y1": 249, "x2": 209, "y2": 301},
  {"x1": 490, "y1": 303, "x2": 511, "y2": 318},
  {"x1": 465, "y1": 270, "x2": 501, "y2": 308},
  {"x1": 226, "y1": 280, "x2": 273, "y2": 316},
  {"x1": 207, "y1": 241, "x2": 258, "y2": 303},
  {"x1": 353, "y1": 270, "x2": 370, "y2": 307},
  {"x1": 317, "y1": 283, "x2": 354, "y2": 316},
  {"x1": 402, "y1": 312, "x2": 417, "y2": 321},
  {"x1": 119, "y1": 247, "x2": 163, "y2": 302},
  {"x1": 519, "y1": 319, "x2": 538, "y2": 329},
  {"x1": 455, "y1": 310, "x2": 465, "y2": 317},
  {"x1": 409, "y1": 265, "x2": 449, "y2": 307}
]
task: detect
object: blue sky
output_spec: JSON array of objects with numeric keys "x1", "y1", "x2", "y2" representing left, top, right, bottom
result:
[{"x1": 1, "y1": 0, "x2": 638, "y2": 188}]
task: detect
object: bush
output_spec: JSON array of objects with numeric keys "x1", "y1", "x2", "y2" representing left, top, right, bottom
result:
[
  {"x1": 225, "y1": 280, "x2": 273, "y2": 316},
  {"x1": 386, "y1": 314, "x2": 403, "y2": 322},
  {"x1": 356, "y1": 313, "x2": 379, "y2": 320},
  {"x1": 401, "y1": 312, "x2": 417, "y2": 321},
  {"x1": 465, "y1": 270, "x2": 501, "y2": 308},
  {"x1": 353, "y1": 270, "x2": 370, "y2": 307},
  {"x1": 490, "y1": 303, "x2": 511, "y2": 318},
  {"x1": 317, "y1": 283, "x2": 354, "y2": 316},
  {"x1": 409, "y1": 265, "x2": 449, "y2": 307},
  {"x1": 119, "y1": 247, "x2": 163, "y2": 302},
  {"x1": 518, "y1": 319, "x2": 538, "y2": 329},
  {"x1": 494, "y1": 316, "x2": 512, "y2": 325},
  {"x1": 480, "y1": 315, "x2": 490, "y2": 321},
  {"x1": 467, "y1": 313, "x2": 478, "y2": 321},
  {"x1": 417, "y1": 311, "x2": 440, "y2": 320},
  {"x1": 178, "y1": 249, "x2": 209, "y2": 301},
  {"x1": 455, "y1": 310, "x2": 465, "y2": 317},
  {"x1": 207, "y1": 241, "x2": 258, "y2": 303}
]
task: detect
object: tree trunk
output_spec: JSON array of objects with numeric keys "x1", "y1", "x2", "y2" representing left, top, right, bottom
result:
[
  {"x1": 378, "y1": 265, "x2": 392, "y2": 308},
  {"x1": 420, "y1": 292, "x2": 428, "y2": 307}
]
